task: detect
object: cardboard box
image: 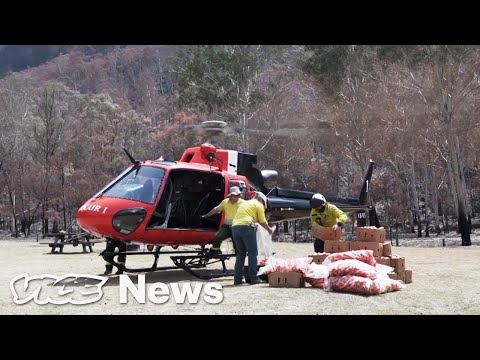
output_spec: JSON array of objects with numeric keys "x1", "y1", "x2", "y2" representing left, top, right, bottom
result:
[
  {"x1": 374, "y1": 256, "x2": 391, "y2": 266},
  {"x1": 390, "y1": 256, "x2": 406, "y2": 273},
  {"x1": 268, "y1": 272, "x2": 305, "y2": 288},
  {"x1": 356, "y1": 227, "x2": 386, "y2": 242},
  {"x1": 324, "y1": 240, "x2": 350, "y2": 253},
  {"x1": 396, "y1": 271, "x2": 406, "y2": 282},
  {"x1": 312, "y1": 223, "x2": 342, "y2": 241},
  {"x1": 350, "y1": 241, "x2": 383, "y2": 257},
  {"x1": 308, "y1": 252, "x2": 330, "y2": 264},
  {"x1": 382, "y1": 242, "x2": 392, "y2": 257},
  {"x1": 387, "y1": 272, "x2": 397, "y2": 280},
  {"x1": 405, "y1": 269, "x2": 413, "y2": 284}
]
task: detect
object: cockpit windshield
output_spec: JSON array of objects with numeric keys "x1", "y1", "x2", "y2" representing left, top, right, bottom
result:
[{"x1": 103, "y1": 166, "x2": 166, "y2": 204}]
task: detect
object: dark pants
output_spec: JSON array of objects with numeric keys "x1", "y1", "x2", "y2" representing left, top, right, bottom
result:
[
  {"x1": 314, "y1": 238, "x2": 325, "y2": 253},
  {"x1": 232, "y1": 225, "x2": 258, "y2": 284},
  {"x1": 104, "y1": 239, "x2": 127, "y2": 268},
  {"x1": 212, "y1": 224, "x2": 232, "y2": 249}
]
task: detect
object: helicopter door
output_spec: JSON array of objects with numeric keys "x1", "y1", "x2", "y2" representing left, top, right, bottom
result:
[{"x1": 147, "y1": 170, "x2": 224, "y2": 230}]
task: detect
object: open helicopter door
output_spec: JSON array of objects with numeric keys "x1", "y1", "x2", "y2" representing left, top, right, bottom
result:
[{"x1": 144, "y1": 169, "x2": 226, "y2": 245}]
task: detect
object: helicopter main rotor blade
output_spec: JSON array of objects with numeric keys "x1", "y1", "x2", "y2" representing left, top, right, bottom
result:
[{"x1": 123, "y1": 148, "x2": 140, "y2": 166}]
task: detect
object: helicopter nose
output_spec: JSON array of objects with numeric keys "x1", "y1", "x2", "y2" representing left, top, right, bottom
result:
[
  {"x1": 76, "y1": 200, "x2": 112, "y2": 237},
  {"x1": 77, "y1": 198, "x2": 147, "y2": 239}
]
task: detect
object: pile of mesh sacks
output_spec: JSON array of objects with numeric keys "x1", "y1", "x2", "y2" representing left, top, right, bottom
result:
[{"x1": 257, "y1": 250, "x2": 405, "y2": 295}]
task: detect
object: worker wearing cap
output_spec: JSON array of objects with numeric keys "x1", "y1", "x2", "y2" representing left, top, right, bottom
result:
[
  {"x1": 231, "y1": 191, "x2": 274, "y2": 285},
  {"x1": 202, "y1": 186, "x2": 245, "y2": 255},
  {"x1": 310, "y1": 193, "x2": 348, "y2": 252}
]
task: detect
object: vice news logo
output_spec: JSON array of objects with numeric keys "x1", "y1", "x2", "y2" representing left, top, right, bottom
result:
[{"x1": 10, "y1": 273, "x2": 224, "y2": 305}]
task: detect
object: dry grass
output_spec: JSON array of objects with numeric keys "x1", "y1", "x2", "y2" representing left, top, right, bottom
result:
[{"x1": 1, "y1": 236, "x2": 480, "y2": 315}]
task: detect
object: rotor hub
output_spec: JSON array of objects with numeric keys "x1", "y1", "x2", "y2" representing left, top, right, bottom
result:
[{"x1": 201, "y1": 120, "x2": 226, "y2": 134}]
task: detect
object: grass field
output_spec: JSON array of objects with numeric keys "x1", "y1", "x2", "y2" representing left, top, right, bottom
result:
[{"x1": 1, "y1": 237, "x2": 479, "y2": 315}]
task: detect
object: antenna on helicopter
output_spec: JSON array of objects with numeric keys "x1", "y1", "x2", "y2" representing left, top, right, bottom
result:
[{"x1": 123, "y1": 148, "x2": 140, "y2": 166}]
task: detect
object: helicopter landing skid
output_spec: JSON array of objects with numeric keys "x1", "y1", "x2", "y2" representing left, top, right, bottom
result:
[
  {"x1": 100, "y1": 246, "x2": 235, "y2": 279},
  {"x1": 170, "y1": 254, "x2": 235, "y2": 280}
]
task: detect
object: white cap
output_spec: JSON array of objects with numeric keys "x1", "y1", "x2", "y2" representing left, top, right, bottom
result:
[
  {"x1": 255, "y1": 192, "x2": 268, "y2": 209},
  {"x1": 227, "y1": 186, "x2": 242, "y2": 197}
]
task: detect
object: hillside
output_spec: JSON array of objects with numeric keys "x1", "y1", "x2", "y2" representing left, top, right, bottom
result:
[
  {"x1": 0, "y1": 45, "x2": 126, "y2": 78},
  {"x1": 1, "y1": 45, "x2": 480, "y2": 245}
]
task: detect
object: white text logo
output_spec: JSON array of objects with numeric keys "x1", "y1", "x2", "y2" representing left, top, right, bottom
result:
[
  {"x1": 10, "y1": 274, "x2": 224, "y2": 305},
  {"x1": 119, "y1": 275, "x2": 224, "y2": 304},
  {"x1": 10, "y1": 273, "x2": 107, "y2": 305}
]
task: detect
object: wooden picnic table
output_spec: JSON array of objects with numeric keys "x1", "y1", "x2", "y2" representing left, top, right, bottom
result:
[{"x1": 40, "y1": 232, "x2": 104, "y2": 253}]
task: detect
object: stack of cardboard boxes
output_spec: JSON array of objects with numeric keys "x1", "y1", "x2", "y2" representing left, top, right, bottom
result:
[
  {"x1": 266, "y1": 225, "x2": 412, "y2": 288},
  {"x1": 308, "y1": 224, "x2": 412, "y2": 284}
]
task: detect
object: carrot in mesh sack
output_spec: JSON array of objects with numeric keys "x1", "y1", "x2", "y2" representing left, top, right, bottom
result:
[
  {"x1": 374, "y1": 263, "x2": 394, "y2": 274},
  {"x1": 372, "y1": 273, "x2": 405, "y2": 293},
  {"x1": 327, "y1": 275, "x2": 383, "y2": 295},
  {"x1": 303, "y1": 263, "x2": 329, "y2": 288},
  {"x1": 328, "y1": 259, "x2": 379, "y2": 279},
  {"x1": 328, "y1": 273, "x2": 404, "y2": 295},
  {"x1": 257, "y1": 257, "x2": 313, "y2": 276},
  {"x1": 322, "y1": 250, "x2": 377, "y2": 266}
]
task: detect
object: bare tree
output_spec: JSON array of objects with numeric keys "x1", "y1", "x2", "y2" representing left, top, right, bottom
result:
[
  {"x1": 0, "y1": 75, "x2": 33, "y2": 236},
  {"x1": 404, "y1": 47, "x2": 480, "y2": 245},
  {"x1": 32, "y1": 84, "x2": 66, "y2": 234}
]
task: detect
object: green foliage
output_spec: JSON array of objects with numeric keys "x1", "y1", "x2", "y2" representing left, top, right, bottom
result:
[
  {"x1": 302, "y1": 45, "x2": 386, "y2": 95},
  {"x1": 168, "y1": 45, "x2": 285, "y2": 120},
  {"x1": 302, "y1": 45, "x2": 478, "y2": 95}
]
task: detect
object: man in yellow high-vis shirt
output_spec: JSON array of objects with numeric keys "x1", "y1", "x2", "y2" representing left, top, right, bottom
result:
[
  {"x1": 310, "y1": 193, "x2": 348, "y2": 252},
  {"x1": 202, "y1": 186, "x2": 244, "y2": 255},
  {"x1": 231, "y1": 192, "x2": 273, "y2": 285}
]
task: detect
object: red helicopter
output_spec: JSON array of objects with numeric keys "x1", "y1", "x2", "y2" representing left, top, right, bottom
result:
[{"x1": 76, "y1": 122, "x2": 378, "y2": 278}]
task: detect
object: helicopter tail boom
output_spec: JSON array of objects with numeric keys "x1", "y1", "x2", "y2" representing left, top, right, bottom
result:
[{"x1": 265, "y1": 159, "x2": 376, "y2": 222}]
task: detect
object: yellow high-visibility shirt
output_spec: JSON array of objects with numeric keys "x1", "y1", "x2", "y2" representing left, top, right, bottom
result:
[
  {"x1": 310, "y1": 203, "x2": 348, "y2": 228},
  {"x1": 232, "y1": 199, "x2": 267, "y2": 226},
  {"x1": 215, "y1": 198, "x2": 244, "y2": 225}
]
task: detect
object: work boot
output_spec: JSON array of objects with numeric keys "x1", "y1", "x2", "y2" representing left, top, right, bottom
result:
[
  {"x1": 115, "y1": 263, "x2": 125, "y2": 275},
  {"x1": 249, "y1": 278, "x2": 265, "y2": 285},
  {"x1": 104, "y1": 265, "x2": 113, "y2": 275},
  {"x1": 115, "y1": 262, "x2": 125, "y2": 275}
]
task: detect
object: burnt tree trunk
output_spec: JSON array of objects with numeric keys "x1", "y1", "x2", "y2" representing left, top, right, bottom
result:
[
  {"x1": 62, "y1": 168, "x2": 67, "y2": 231},
  {"x1": 431, "y1": 166, "x2": 441, "y2": 235},
  {"x1": 410, "y1": 161, "x2": 422, "y2": 238},
  {"x1": 7, "y1": 188, "x2": 18, "y2": 238},
  {"x1": 458, "y1": 209, "x2": 471, "y2": 246},
  {"x1": 448, "y1": 136, "x2": 471, "y2": 246},
  {"x1": 423, "y1": 164, "x2": 429, "y2": 238}
]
